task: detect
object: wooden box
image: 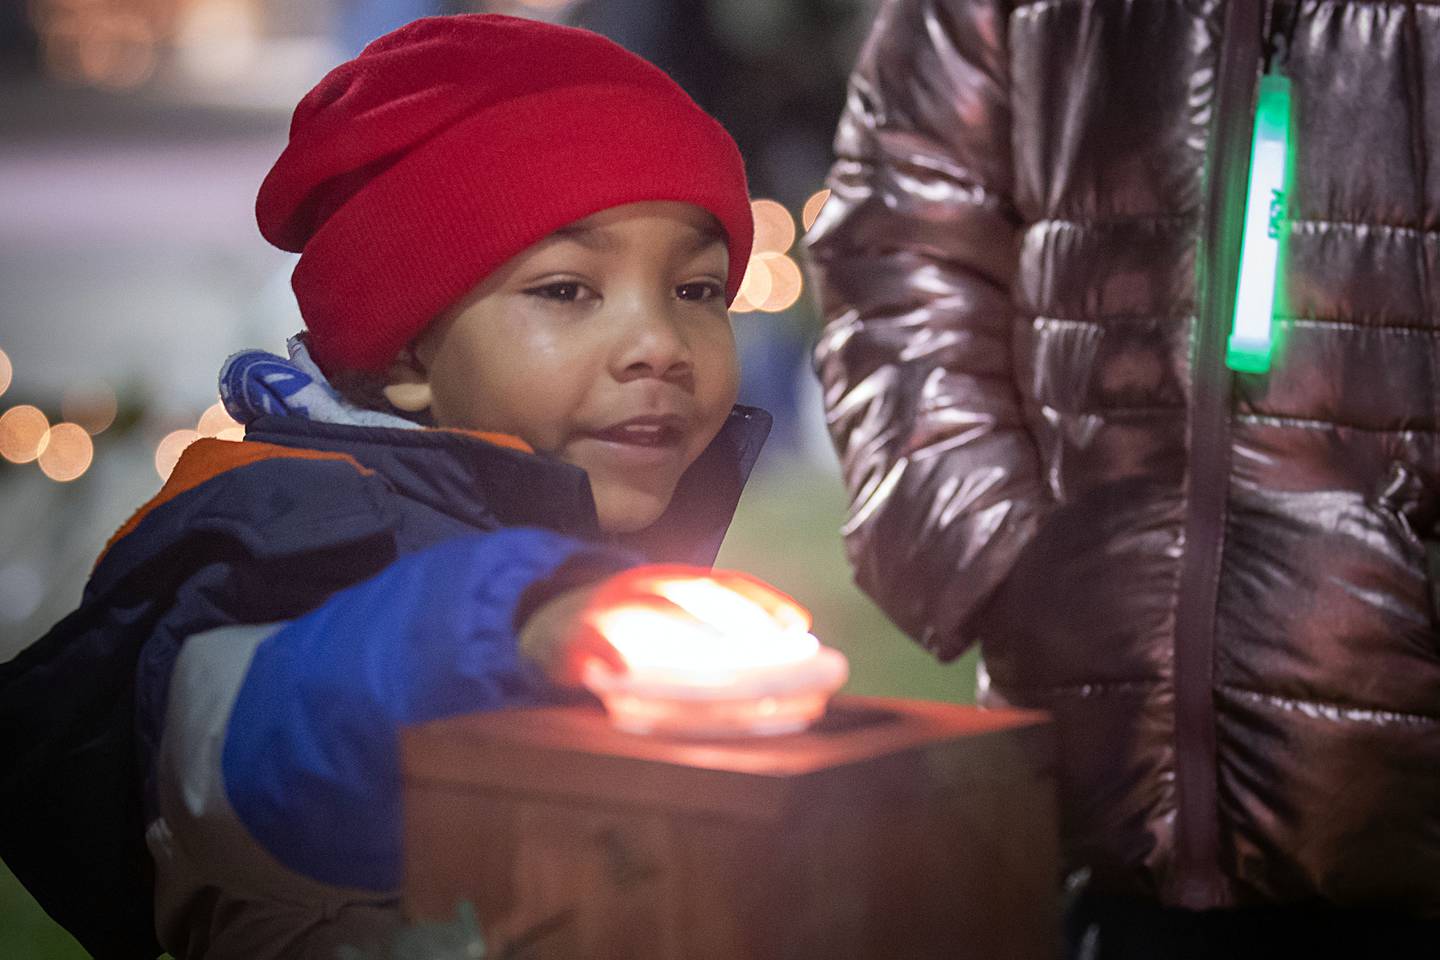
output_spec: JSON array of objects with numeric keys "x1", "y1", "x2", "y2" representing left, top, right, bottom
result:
[{"x1": 401, "y1": 696, "x2": 1059, "y2": 959}]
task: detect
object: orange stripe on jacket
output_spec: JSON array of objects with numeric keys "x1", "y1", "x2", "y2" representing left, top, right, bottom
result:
[
  {"x1": 96, "y1": 431, "x2": 534, "y2": 567},
  {"x1": 97, "y1": 440, "x2": 375, "y2": 567},
  {"x1": 449, "y1": 430, "x2": 533, "y2": 454}
]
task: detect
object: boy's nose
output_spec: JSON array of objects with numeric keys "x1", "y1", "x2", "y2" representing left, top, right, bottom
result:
[{"x1": 612, "y1": 305, "x2": 694, "y2": 386}]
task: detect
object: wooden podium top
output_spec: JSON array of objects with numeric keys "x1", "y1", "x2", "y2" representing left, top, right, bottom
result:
[{"x1": 402, "y1": 696, "x2": 1052, "y2": 823}]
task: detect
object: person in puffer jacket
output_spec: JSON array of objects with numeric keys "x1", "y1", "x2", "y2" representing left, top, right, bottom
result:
[
  {"x1": 0, "y1": 15, "x2": 779, "y2": 960},
  {"x1": 806, "y1": 0, "x2": 1440, "y2": 955}
]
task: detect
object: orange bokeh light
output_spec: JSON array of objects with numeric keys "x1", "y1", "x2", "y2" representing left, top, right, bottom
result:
[
  {"x1": 197, "y1": 401, "x2": 240, "y2": 438},
  {"x1": 0, "y1": 405, "x2": 51, "y2": 464},
  {"x1": 750, "y1": 198, "x2": 795, "y2": 255},
  {"x1": 37, "y1": 422, "x2": 94, "y2": 482},
  {"x1": 801, "y1": 188, "x2": 832, "y2": 232},
  {"x1": 155, "y1": 429, "x2": 201, "y2": 482},
  {"x1": 62, "y1": 383, "x2": 118, "y2": 435},
  {"x1": 175, "y1": 0, "x2": 261, "y2": 83},
  {"x1": 756, "y1": 253, "x2": 804, "y2": 313},
  {"x1": 733, "y1": 256, "x2": 773, "y2": 315},
  {"x1": 39, "y1": 6, "x2": 158, "y2": 90}
]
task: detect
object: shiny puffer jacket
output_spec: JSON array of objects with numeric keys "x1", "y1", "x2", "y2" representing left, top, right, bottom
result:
[{"x1": 807, "y1": 0, "x2": 1440, "y2": 913}]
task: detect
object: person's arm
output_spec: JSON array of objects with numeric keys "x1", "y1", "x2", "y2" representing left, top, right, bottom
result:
[
  {"x1": 209, "y1": 530, "x2": 631, "y2": 892},
  {"x1": 150, "y1": 529, "x2": 633, "y2": 958},
  {"x1": 805, "y1": 0, "x2": 1049, "y2": 660}
]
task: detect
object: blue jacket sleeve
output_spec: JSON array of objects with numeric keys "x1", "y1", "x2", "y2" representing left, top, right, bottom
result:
[{"x1": 220, "y1": 528, "x2": 634, "y2": 891}]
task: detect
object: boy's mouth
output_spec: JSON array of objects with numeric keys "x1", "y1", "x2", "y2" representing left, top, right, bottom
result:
[{"x1": 589, "y1": 414, "x2": 686, "y2": 448}]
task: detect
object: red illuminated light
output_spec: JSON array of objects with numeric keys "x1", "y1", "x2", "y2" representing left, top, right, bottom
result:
[{"x1": 581, "y1": 568, "x2": 849, "y2": 738}]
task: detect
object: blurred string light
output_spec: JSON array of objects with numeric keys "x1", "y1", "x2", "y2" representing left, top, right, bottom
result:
[
  {"x1": 175, "y1": 0, "x2": 261, "y2": 84},
  {"x1": 801, "y1": 189, "x2": 831, "y2": 232},
  {"x1": 197, "y1": 401, "x2": 242, "y2": 439},
  {"x1": 736, "y1": 253, "x2": 773, "y2": 310},
  {"x1": 750, "y1": 199, "x2": 795, "y2": 255},
  {"x1": 0, "y1": 348, "x2": 12, "y2": 399},
  {"x1": 0, "y1": 406, "x2": 51, "y2": 464},
  {"x1": 155, "y1": 401, "x2": 244, "y2": 481},
  {"x1": 732, "y1": 198, "x2": 806, "y2": 315},
  {"x1": 37, "y1": 422, "x2": 94, "y2": 482},
  {"x1": 31, "y1": 0, "x2": 159, "y2": 90},
  {"x1": 155, "y1": 429, "x2": 201, "y2": 482},
  {"x1": 758, "y1": 253, "x2": 804, "y2": 313},
  {"x1": 62, "y1": 383, "x2": 118, "y2": 436}
]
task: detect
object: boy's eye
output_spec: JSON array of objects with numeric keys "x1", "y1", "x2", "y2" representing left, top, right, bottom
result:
[
  {"x1": 526, "y1": 281, "x2": 588, "y2": 302},
  {"x1": 676, "y1": 281, "x2": 724, "y2": 302}
]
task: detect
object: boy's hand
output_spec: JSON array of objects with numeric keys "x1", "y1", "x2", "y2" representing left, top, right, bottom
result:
[
  {"x1": 592, "y1": 565, "x2": 810, "y2": 635},
  {"x1": 517, "y1": 585, "x2": 624, "y2": 687},
  {"x1": 519, "y1": 565, "x2": 810, "y2": 687}
]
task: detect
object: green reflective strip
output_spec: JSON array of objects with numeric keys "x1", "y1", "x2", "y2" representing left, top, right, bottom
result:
[{"x1": 1226, "y1": 73, "x2": 1292, "y2": 373}]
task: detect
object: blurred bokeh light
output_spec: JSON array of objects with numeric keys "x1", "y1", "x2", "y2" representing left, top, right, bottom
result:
[
  {"x1": 0, "y1": 405, "x2": 51, "y2": 464},
  {"x1": 155, "y1": 427, "x2": 201, "y2": 481},
  {"x1": 60, "y1": 383, "x2": 118, "y2": 435},
  {"x1": 801, "y1": 188, "x2": 830, "y2": 231},
  {"x1": 750, "y1": 198, "x2": 796, "y2": 257},
  {"x1": 36, "y1": 422, "x2": 94, "y2": 482},
  {"x1": 756, "y1": 252, "x2": 803, "y2": 313},
  {"x1": 734, "y1": 253, "x2": 774, "y2": 314},
  {"x1": 34, "y1": 1, "x2": 159, "y2": 91},
  {"x1": 196, "y1": 400, "x2": 240, "y2": 437}
]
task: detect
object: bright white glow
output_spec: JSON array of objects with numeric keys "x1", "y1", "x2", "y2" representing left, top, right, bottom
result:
[
  {"x1": 592, "y1": 607, "x2": 818, "y2": 687},
  {"x1": 653, "y1": 576, "x2": 807, "y2": 641},
  {"x1": 582, "y1": 570, "x2": 847, "y2": 737},
  {"x1": 1228, "y1": 75, "x2": 1291, "y2": 372},
  {"x1": 1231, "y1": 140, "x2": 1284, "y2": 347}
]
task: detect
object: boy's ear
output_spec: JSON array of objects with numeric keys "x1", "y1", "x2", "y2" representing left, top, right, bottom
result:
[{"x1": 381, "y1": 347, "x2": 433, "y2": 413}]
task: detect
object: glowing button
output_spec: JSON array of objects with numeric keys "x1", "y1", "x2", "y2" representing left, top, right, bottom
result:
[{"x1": 582, "y1": 568, "x2": 849, "y2": 738}]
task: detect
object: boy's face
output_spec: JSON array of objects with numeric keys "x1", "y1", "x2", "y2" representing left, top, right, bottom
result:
[{"x1": 392, "y1": 201, "x2": 740, "y2": 533}]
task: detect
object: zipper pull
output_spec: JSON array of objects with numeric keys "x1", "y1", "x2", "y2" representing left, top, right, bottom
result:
[{"x1": 1225, "y1": 64, "x2": 1292, "y2": 373}]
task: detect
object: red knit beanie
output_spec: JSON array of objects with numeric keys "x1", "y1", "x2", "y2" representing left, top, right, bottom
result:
[{"x1": 256, "y1": 14, "x2": 753, "y2": 374}]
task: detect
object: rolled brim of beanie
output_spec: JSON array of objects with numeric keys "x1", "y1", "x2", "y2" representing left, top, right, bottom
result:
[{"x1": 295, "y1": 82, "x2": 753, "y2": 374}]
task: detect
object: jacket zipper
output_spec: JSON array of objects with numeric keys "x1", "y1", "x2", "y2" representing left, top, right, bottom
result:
[{"x1": 1173, "y1": 0, "x2": 1268, "y2": 909}]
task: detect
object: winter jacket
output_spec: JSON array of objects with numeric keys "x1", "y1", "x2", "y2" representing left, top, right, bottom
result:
[
  {"x1": 806, "y1": 0, "x2": 1440, "y2": 913},
  {"x1": 0, "y1": 406, "x2": 770, "y2": 959}
]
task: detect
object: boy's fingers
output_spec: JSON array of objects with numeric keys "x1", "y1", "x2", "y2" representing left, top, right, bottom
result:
[
  {"x1": 588, "y1": 565, "x2": 809, "y2": 637},
  {"x1": 705, "y1": 569, "x2": 811, "y2": 630},
  {"x1": 582, "y1": 592, "x2": 694, "y2": 628},
  {"x1": 574, "y1": 627, "x2": 626, "y2": 675}
]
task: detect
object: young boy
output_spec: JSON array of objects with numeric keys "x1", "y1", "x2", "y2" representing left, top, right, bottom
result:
[{"x1": 0, "y1": 15, "x2": 777, "y2": 959}]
